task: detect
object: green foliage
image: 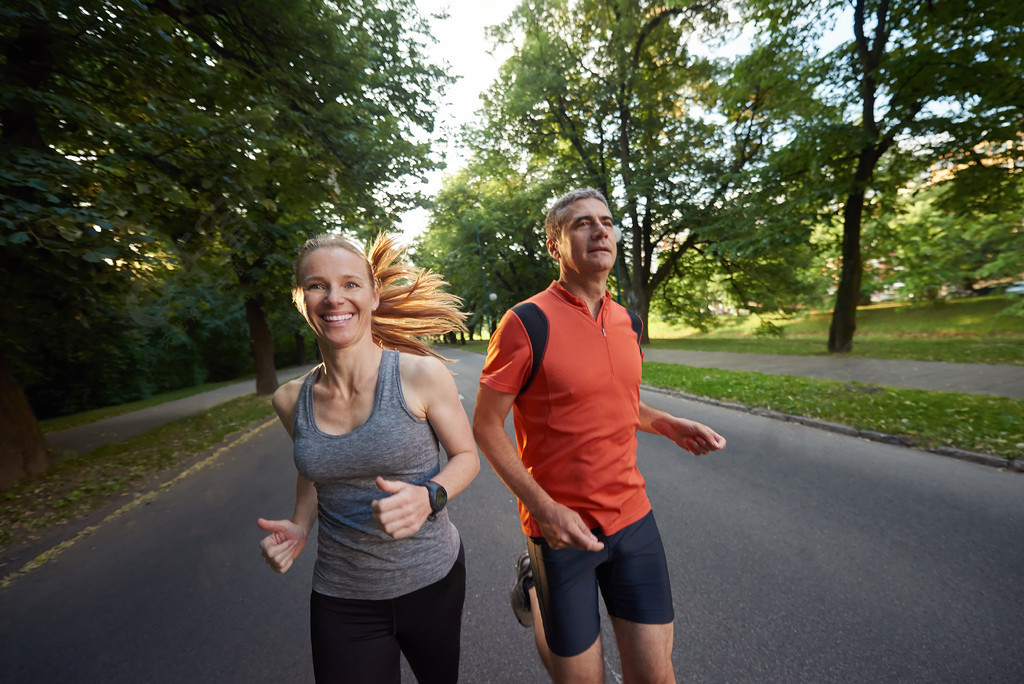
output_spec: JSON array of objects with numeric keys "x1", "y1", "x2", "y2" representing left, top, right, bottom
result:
[
  {"x1": 740, "y1": 0, "x2": 1024, "y2": 350},
  {"x1": 864, "y1": 184, "x2": 1024, "y2": 301},
  {"x1": 415, "y1": 171, "x2": 559, "y2": 336},
  {"x1": 460, "y1": 0, "x2": 814, "y2": 337},
  {"x1": 1, "y1": 0, "x2": 446, "y2": 419}
]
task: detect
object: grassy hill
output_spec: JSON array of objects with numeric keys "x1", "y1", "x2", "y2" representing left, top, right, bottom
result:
[{"x1": 646, "y1": 296, "x2": 1024, "y2": 365}]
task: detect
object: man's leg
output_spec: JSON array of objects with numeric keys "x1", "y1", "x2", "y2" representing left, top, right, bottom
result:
[
  {"x1": 528, "y1": 585, "x2": 605, "y2": 683},
  {"x1": 526, "y1": 585, "x2": 552, "y2": 671},
  {"x1": 524, "y1": 537, "x2": 610, "y2": 683},
  {"x1": 598, "y1": 511, "x2": 676, "y2": 683},
  {"x1": 610, "y1": 617, "x2": 675, "y2": 684}
]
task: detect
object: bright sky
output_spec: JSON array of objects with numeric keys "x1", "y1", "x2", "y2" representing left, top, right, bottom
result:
[{"x1": 399, "y1": 0, "x2": 519, "y2": 239}]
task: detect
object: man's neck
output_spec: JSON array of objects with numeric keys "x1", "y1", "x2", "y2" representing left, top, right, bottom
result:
[{"x1": 557, "y1": 272, "x2": 609, "y2": 319}]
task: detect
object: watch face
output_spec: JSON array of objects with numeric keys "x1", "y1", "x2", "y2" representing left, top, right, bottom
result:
[{"x1": 428, "y1": 482, "x2": 447, "y2": 512}]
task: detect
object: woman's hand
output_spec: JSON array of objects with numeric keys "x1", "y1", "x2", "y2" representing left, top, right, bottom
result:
[
  {"x1": 371, "y1": 477, "x2": 431, "y2": 539},
  {"x1": 256, "y1": 518, "x2": 308, "y2": 574}
]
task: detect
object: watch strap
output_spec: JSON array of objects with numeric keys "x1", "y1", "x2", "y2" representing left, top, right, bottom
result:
[{"x1": 424, "y1": 480, "x2": 447, "y2": 521}]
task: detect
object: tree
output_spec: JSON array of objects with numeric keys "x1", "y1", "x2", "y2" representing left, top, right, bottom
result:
[
  {"x1": 0, "y1": 0, "x2": 446, "y2": 489},
  {"x1": 865, "y1": 180, "x2": 1024, "y2": 300},
  {"x1": 465, "y1": 0, "x2": 813, "y2": 339},
  {"x1": 415, "y1": 170, "x2": 559, "y2": 338},
  {"x1": 745, "y1": 0, "x2": 1024, "y2": 351}
]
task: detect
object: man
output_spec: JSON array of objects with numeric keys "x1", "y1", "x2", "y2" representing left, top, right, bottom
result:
[{"x1": 473, "y1": 188, "x2": 727, "y2": 683}]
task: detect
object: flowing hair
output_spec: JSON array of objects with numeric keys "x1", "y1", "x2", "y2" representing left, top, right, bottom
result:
[{"x1": 293, "y1": 233, "x2": 467, "y2": 359}]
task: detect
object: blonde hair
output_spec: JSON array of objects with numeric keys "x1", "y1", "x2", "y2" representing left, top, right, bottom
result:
[{"x1": 293, "y1": 233, "x2": 467, "y2": 359}]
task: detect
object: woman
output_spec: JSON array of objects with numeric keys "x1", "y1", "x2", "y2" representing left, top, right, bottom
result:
[{"x1": 257, "y1": 233, "x2": 479, "y2": 683}]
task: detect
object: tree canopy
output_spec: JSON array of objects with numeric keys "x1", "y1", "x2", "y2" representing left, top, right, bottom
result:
[
  {"x1": 419, "y1": 0, "x2": 1021, "y2": 344},
  {"x1": 0, "y1": 0, "x2": 447, "y2": 489},
  {"x1": 743, "y1": 0, "x2": 1024, "y2": 350}
]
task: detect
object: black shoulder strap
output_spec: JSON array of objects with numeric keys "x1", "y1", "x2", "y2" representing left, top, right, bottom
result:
[
  {"x1": 510, "y1": 302, "x2": 548, "y2": 394},
  {"x1": 627, "y1": 310, "x2": 643, "y2": 345}
]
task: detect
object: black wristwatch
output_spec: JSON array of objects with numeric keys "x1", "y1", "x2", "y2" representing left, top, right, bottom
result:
[{"x1": 423, "y1": 480, "x2": 448, "y2": 521}]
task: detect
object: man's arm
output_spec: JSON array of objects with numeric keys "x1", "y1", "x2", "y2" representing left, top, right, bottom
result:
[
  {"x1": 472, "y1": 384, "x2": 603, "y2": 551},
  {"x1": 639, "y1": 400, "x2": 727, "y2": 455}
]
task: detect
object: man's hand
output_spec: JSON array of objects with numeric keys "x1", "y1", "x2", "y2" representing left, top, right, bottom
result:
[
  {"x1": 534, "y1": 500, "x2": 605, "y2": 551},
  {"x1": 651, "y1": 415, "x2": 727, "y2": 456}
]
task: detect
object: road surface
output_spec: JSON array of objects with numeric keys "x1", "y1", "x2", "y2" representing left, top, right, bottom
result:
[{"x1": 3, "y1": 348, "x2": 1023, "y2": 682}]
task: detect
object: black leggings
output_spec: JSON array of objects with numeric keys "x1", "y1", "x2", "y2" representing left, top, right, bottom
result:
[{"x1": 309, "y1": 544, "x2": 466, "y2": 683}]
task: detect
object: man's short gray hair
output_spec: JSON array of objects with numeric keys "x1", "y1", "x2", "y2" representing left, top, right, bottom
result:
[{"x1": 544, "y1": 188, "x2": 610, "y2": 243}]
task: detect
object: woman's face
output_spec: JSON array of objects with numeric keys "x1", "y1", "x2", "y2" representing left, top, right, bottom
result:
[{"x1": 296, "y1": 246, "x2": 379, "y2": 349}]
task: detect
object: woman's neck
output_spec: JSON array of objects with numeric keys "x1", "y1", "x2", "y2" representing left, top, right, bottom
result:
[{"x1": 317, "y1": 340, "x2": 383, "y2": 393}]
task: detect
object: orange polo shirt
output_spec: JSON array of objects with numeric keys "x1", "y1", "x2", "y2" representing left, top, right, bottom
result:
[{"x1": 479, "y1": 282, "x2": 651, "y2": 537}]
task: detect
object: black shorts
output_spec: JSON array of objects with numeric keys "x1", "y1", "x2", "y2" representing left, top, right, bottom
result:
[
  {"x1": 527, "y1": 511, "x2": 674, "y2": 657},
  {"x1": 309, "y1": 543, "x2": 465, "y2": 683}
]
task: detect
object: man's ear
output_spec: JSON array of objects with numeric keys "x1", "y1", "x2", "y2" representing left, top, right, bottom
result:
[{"x1": 546, "y1": 238, "x2": 559, "y2": 260}]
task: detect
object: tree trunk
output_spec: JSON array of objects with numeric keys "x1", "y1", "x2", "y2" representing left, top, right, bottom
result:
[
  {"x1": 634, "y1": 291, "x2": 651, "y2": 345},
  {"x1": 245, "y1": 296, "x2": 278, "y2": 396},
  {"x1": 294, "y1": 332, "x2": 307, "y2": 365},
  {"x1": 829, "y1": 0, "x2": 898, "y2": 353},
  {"x1": 0, "y1": 352, "x2": 51, "y2": 491},
  {"x1": 828, "y1": 189, "x2": 866, "y2": 353}
]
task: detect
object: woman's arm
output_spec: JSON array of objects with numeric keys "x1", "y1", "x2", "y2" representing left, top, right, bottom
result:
[
  {"x1": 257, "y1": 474, "x2": 317, "y2": 573},
  {"x1": 256, "y1": 375, "x2": 317, "y2": 573},
  {"x1": 371, "y1": 355, "x2": 480, "y2": 539}
]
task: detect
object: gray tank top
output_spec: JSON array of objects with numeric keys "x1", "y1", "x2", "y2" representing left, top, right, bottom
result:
[{"x1": 293, "y1": 349, "x2": 460, "y2": 600}]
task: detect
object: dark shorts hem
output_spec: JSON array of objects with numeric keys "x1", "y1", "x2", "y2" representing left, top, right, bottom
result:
[{"x1": 527, "y1": 511, "x2": 674, "y2": 657}]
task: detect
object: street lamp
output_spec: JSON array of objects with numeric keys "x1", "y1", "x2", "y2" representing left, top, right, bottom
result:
[{"x1": 474, "y1": 224, "x2": 493, "y2": 332}]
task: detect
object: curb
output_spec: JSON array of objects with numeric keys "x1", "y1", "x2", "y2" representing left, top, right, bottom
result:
[{"x1": 642, "y1": 384, "x2": 1021, "y2": 473}]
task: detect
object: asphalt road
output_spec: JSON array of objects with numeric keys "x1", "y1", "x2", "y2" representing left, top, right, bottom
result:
[{"x1": 3, "y1": 347, "x2": 1023, "y2": 682}]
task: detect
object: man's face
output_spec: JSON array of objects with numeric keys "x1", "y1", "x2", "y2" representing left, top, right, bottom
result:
[{"x1": 547, "y1": 198, "x2": 617, "y2": 278}]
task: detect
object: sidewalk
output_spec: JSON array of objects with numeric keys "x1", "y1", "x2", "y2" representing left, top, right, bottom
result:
[{"x1": 45, "y1": 364, "x2": 317, "y2": 459}]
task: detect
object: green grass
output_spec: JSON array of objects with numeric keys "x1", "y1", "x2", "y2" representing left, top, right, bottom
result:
[
  {"x1": 464, "y1": 297, "x2": 1024, "y2": 364},
  {"x1": 649, "y1": 296, "x2": 1024, "y2": 338},
  {"x1": 645, "y1": 336, "x2": 1024, "y2": 365},
  {"x1": 644, "y1": 296, "x2": 1024, "y2": 365},
  {"x1": 452, "y1": 298, "x2": 1024, "y2": 461},
  {"x1": 783, "y1": 297, "x2": 1023, "y2": 336},
  {"x1": 455, "y1": 337, "x2": 1023, "y2": 459},
  {"x1": 1, "y1": 393, "x2": 276, "y2": 553},
  {"x1": 39, "y1": 378, "x2": 247, "y2": 433},
  {"x1": 642, "y1": 363, "x2": 1024, "y2": 461}
]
